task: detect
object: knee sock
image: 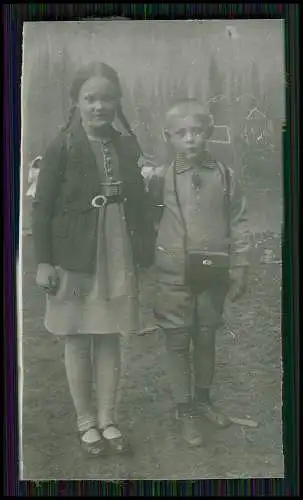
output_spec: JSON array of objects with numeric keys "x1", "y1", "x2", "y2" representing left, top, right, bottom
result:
[
  {"x1": 195, "y1": 387, "x2": 210, "y2": 403},
  {"x1": 192, "y1": 327, "x2": 216, "y2": 393}
]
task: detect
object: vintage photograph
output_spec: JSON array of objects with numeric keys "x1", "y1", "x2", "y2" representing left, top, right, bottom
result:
[{"x1": 19, "y1": 20, "x2": 285, "y2": 480}]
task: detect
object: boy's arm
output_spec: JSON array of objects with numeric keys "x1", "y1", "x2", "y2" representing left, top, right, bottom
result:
[{"x1": 228, "y1": 169, "x2": 251, "y2": 268}]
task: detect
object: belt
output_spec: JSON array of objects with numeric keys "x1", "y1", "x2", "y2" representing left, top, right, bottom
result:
[{"x1": 91, "y1": 194, "x2": 125, "y2": 208}]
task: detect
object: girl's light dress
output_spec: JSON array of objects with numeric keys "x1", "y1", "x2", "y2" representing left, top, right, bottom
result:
[{"x1": 44, "y1": 137, "x2": 139, "y2": 336}]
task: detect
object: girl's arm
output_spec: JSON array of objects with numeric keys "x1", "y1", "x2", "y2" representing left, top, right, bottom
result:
[
  {"x1": 147, "y1": 166, "x2": 166, "y2": 232},
  {"x1": 123, "y1": 136, "x2": 156, "y2": 268},
  {"x1": 32, "y1": 133, "x2": 66, "y2": 266}
]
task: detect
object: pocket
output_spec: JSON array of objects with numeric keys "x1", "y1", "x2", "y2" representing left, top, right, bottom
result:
[
  {"x1": 154, "y1": 245, "x2": 184, "y2": 278},
  {"x1": 49, "y1": 267, "x2": 92, "y2": 303}
]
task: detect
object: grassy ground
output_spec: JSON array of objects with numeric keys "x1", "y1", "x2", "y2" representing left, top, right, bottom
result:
[{"x1": 20, "y1": 183, "x2": 284, "y2": 480}]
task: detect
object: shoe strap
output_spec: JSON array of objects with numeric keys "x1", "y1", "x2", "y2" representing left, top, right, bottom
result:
[
  {"x1": 79, "y1": 427, "x2": 101, "y2": 444},
  {"x1": 101, "y1": 424, "x2": 122, "y2": 440}
]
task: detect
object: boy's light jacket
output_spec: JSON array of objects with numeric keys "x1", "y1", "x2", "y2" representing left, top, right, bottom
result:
[{"x1": 148, "y1": 154, "x2": 250, "y2": 282}]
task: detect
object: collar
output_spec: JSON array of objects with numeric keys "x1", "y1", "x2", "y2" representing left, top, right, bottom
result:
[
  {"x1": 174, "y1": 150, "x2": 217, "y2": 175},
  {"x1": 71, "y1": 118, "x2": 121, "y2": 144}
]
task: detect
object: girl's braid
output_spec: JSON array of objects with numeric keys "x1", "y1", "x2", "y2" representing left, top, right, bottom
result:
[
  {"x1": 61, "y1": 102, "x2": 77, "y2": 132},
  {"x1": 116, "y1": 103, "x2": 143, "y2": 156}
]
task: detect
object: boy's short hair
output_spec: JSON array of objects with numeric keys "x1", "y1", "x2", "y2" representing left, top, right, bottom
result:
[{"x1": 164, "y1": 98, "x2": 214, "y2": 139}]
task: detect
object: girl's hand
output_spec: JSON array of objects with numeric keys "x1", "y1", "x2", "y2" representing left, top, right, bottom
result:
[{"x1": 36, "y1": 263, "x2": 60, "y2": 295}]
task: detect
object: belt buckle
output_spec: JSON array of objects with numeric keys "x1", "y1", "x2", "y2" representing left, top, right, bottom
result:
[{"x1": 91, "y1": 195, "x2": 107, "y2": 208}]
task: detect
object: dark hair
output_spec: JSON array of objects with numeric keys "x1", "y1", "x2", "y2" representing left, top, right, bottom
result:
[
  {"x1": 69, "y1": 61, "x2": 122, "y2": 103},
  {"x1": 62, "y1": 62, "x2": 141, "y2": 151}
]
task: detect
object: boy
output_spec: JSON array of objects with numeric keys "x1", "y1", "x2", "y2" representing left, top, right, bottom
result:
[{"x1": 150, "y1": 98, "x2": 250, "y2": 447}]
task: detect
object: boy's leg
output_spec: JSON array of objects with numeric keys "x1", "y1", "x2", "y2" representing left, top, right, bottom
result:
[
  {"x1": 164, "y1": 327, "x2": 191, "y2": 407},
  {"x1": 192, "y1": 283, "x2": 231, "y2": 428},
  {"x1": 154, "y1": 281, "x2": 203, "y2": 446},
  {"x1": 164, "y1": 328, "x2": 203, "y2": 447}
]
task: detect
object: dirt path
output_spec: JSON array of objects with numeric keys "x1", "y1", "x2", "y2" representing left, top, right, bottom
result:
[{"x1": 20, "y1": 229, "x2": 284, "y2": 480}]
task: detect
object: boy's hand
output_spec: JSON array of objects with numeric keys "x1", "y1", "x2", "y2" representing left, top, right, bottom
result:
[
  {"x1": 229, "y1": 266, "x2": 248, "y2": 302},
  {"x1": 36, "y1": 263, "x2": 60, "y2": 295}
]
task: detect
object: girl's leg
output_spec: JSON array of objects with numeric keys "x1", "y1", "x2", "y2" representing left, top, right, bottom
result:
[
  {"x1": 93, "y1": 334, "x2": 132, "y2": 454},
  {"x1": 93, "y1": 334, "x2": 121, "y2": 434},
  {"x1": 64, "y1": 334, "x2": 100, "y2": 443}
]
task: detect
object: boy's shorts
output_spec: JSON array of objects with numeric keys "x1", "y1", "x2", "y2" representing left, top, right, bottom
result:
[{"x1": 154, "y1": 279, "x2": 229, "y2": 331}]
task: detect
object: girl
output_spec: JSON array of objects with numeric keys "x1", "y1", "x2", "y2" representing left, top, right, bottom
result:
[{"x1": 32, "y1": 62, "x2": 153, "y2": 457}]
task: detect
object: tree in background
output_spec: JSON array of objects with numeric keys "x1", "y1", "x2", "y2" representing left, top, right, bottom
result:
[
  {"x1": 236, "y1": 75, "x2": 243, "y2": 101},
  {"x1": 207, "y1": 53, "x2": 227, "y2": 124},
  {"x1": 262, "y1": 82, "x2": 284, "y2": 155},
  {"x1": 26, "y1": 46, "x2": 52, "y2": 158},
  {"x1": 228, "y1": 69, "x2": 237, "y2": 104},
  {"x1": 22, "y1": 47, "x2": 52, "y2": 231},
  {"x1": 192, "y1": 76, "x2": 205, "y2": 103},
  {"x1": 167, "y1": 76, "x2": 188, "y2": 103},
  {"x1": 120, "y1": 81, "x2": 135, "y2": 131},
  {"x1": 156, "y1": 76, "x2": 169, "y2": 112},
  {"x1": 132, "y1": 79, "x2": 155, "y2": 153},
  {"x1": 25, "y1": 44, "x2": 76, "y2": 162},
  {"x1": 133, "y1": 78, "x2": 147, "y2": 107},
  {"x1": 250, "y1": 60, "x2": 261, "y2": 108},
  {"x1": 207, "y1": 53, "x2": 224, "y2": 99},
  {"x1": 220, "y1": 71, "x2": 227, "y2": 100},
  {"x1": 23, "y1": 45, "x2": 75, "y2": 231},
  {"x1": 52, "y1": 46, "x2": 75, "y2": 125}
]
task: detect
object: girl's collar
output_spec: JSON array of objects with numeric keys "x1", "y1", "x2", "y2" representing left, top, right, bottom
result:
[{"x1": 71, "y1": 118, "x2": 121, "y2": 142}]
